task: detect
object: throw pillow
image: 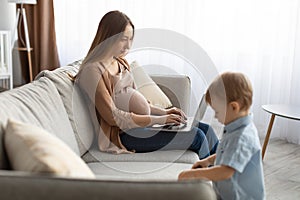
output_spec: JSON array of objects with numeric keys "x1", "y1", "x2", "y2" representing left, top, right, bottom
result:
[
  {"x1": 130, "y1": 61, "x2": 172, "y2": 109},
  {"x1": 4, "y1": 119, "x2": 95, "y2": 179}
]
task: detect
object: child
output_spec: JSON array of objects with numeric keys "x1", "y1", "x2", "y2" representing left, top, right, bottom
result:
[{"x1": 178, "y1": 72, "x2": 265, "y2": 200}]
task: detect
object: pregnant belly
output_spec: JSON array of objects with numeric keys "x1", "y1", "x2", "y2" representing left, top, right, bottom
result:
[{"x1": 115, "y1": 88, "x2": 150, "y2": 115}]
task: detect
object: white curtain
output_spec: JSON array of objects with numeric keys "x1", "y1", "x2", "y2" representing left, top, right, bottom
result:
[{"x1": 54, "y1": 0, "x2": 300, "y2": 144}]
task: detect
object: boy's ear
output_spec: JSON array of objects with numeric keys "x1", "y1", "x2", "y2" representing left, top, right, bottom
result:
[{"x1": 229, "y1": 101, "x2": 240, "y2": 112}]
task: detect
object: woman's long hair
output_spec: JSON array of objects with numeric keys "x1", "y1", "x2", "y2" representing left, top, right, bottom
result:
[{"x1": 82, "y1": 10, "x2": 134, "y2": 65}]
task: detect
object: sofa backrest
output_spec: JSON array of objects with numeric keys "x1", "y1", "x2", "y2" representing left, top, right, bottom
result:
[
  {"x1": 35, "y1": 62, "x2": 95, "y2": 157},
  {"x1": 151, "y1": 75, "x2": 191, "y2": 114},
  {"x1": 0, "y1": 77, "x2": 80, "y2": 169}
]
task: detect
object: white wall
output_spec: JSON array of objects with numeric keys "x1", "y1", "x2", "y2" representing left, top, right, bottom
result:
[
  {"x1": 0, "y1": 0, "x2": 24, "y2": 86},
  {"x1": 0, "y1": 0, "x2": 15, "y2": 31}
]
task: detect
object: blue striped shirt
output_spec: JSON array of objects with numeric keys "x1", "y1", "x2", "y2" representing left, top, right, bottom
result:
[{"x1": 214, "y1": 115, "x2": 265, "y2": 200}]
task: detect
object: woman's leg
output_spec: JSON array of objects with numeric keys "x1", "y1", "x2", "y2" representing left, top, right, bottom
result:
[
  {"x1": 120, "y1": 128, "x2": 193, "y2": 152},
  {"x1": 196, "y1": 122, "x2": 219, "y2": 155},
  {"x1": 120, "y1": 127, "x2": 211, "y2": 159},
  {"x1": 188, "y1": 127, "x2": 210, "y2": 159}
]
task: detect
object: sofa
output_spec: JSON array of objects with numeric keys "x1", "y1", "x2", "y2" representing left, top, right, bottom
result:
[{"x1": 0, "y1": 61, "x2": 217, "y2": 200}]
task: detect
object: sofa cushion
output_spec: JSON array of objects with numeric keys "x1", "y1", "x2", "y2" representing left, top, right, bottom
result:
[
  {"x1": 0, "y1": 77, "x2": 79, "y2": 156},
  {"x1": 151, "y1": 75, "x2": 191, "y2": 115},
  {"x1": 35, "y1": 64, "x2": 94, "y2": 157},
  {"x1": 88, "y1": 161, "x2": 192, "y2": 181},
  {"x1": 130, "y1": 61, "x2": 172, "y2": 109},
  {"x1": 82, "y1": 147, "x2": 199, "y2": 164},
  {"x1": 4, "y1": 119, "x2": 95, "y2": 179}
]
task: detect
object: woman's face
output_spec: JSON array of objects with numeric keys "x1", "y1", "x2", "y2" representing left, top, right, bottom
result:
[{"x1": 113, "y1": 24, "x2": 134, "y2": 57}]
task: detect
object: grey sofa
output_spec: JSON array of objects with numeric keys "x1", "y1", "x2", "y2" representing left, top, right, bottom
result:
[{"x1": 0, "y1": 61, "x2": 216, "y2": 200}]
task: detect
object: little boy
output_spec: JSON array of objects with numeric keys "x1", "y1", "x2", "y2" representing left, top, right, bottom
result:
[{"x1": 178, "y1": 72, "x2": 265, "y2": 200}]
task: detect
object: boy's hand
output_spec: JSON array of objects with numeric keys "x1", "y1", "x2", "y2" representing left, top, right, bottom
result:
[
  {"x1": 192, "y1": 154, "x2": 216, "y2": 169},
  {"x1": 192, "y1": 159, "x2": 210, "y2": 169},
  {"x1": 178, "y1": 170, "x2": 194, "y2": 180}
]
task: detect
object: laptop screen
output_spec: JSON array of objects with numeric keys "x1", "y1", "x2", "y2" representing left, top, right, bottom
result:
[{"x1": 191, "y1": 94, "x2": 207, "y2": 126}]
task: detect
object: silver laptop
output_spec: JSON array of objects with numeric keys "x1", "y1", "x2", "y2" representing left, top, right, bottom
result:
[{"x1": 147, "y1": 94, "x2": 207, "y2": 132}]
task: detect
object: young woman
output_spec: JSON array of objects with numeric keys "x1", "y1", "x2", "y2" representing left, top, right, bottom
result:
[{"x1": 75, "y1": 10, "x2": 218, "y2": 158}]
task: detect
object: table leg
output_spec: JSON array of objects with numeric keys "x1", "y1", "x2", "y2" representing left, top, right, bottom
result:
[
  {"x1": 27, "y1": 51, "x2": 33, "y2": 82},
  {"x1": 262, "y1": 114, "x2": 275, "y2": 160}
]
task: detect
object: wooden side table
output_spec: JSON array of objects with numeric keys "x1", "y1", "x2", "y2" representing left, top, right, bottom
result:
[
  {"x1": 262, "y1": 104, "x2": 300, "y2": 159},
  {"x1": 14, "y1": 47, "x2": 33, "y2": 82}
]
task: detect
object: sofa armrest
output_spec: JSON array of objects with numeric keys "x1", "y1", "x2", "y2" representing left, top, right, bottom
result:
[
  {"x1": 0, "y1": 170, "x2": 216, "y2": 200},
  {"x1": 151, "y1": 75, "x2": 191, "y2": 114}
]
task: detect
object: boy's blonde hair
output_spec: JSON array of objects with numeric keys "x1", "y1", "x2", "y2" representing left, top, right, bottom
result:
[{"x1": 205, "y1": 72, "x2": 253, "y2": 111}]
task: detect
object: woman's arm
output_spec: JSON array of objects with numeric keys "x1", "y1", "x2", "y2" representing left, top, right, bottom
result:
[
  {"x1": 150, "y1": 105, "x2": 167, "y2": 115},
  {"x1": 95, "y1": 79, "x2": 186, "y2": 128},
  {"x1": 178, "y1": 165, "x2": 235, "y2": 181},
  {"x1": 78, "y1": 63, "x2": 187, "y2": 129}
]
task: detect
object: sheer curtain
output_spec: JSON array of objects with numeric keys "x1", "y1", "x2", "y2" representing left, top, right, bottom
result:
[{"x1": 54, "y1": 0, "x2": 300, "y2": 144}]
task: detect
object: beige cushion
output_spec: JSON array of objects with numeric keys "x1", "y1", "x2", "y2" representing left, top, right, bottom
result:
[
  {"x1": 130, "y1": 61, "x2": 172, "y2": 109},
  {"x1": 4, "y1": 119, "x2": 95, "y2": 179}
]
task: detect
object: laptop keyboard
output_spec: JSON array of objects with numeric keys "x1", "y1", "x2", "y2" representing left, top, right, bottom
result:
[{"x1": 163, "y1": 123, "x2": 186, "y2": 130}]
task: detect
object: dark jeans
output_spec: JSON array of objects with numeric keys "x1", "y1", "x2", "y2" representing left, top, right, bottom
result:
[{"x1": 120, "y1": 121, "x2": 219, "y2": 159}]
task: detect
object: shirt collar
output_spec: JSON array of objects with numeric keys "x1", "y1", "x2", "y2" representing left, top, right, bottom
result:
[{"x1": 223, "y1": 114, "x2": 252, "y2": 134}]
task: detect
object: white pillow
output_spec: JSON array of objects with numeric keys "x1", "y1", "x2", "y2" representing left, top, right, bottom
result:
[
  {"x1": 130, "y1": 61, "x2": 172, "y2": 109},
  {"x1": 4, "y1": 119, "x2": 95, "y2": 179}
]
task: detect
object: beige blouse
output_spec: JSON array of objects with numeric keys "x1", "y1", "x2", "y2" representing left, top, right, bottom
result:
[
  {"x1": 76, "y1": 57, "x2": 147, "y2": 153},
  {"x1": 113, "y1": 63, "x2": 150, "y2": 115}
]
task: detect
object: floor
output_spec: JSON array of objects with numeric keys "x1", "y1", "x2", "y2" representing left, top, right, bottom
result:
[{"x1": 262, "y1": 139, "x2": 300, "y2": 200}]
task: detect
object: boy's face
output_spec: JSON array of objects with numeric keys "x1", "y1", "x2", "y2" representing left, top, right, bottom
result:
[{"x1": 210, "y1": 95, "x2": 239, "y2": 125}]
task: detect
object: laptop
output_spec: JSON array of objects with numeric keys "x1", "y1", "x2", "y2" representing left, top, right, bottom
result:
[{"x1": 147, "y1": 94, "x2": 207, "y2": 132}]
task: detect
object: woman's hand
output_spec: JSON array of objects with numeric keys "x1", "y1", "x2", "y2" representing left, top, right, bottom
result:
[
  {"x1": 149, "y1": 107, "x2": 187, "y2": 126},
  {"x1": 165, "y1": 113, "x2": 186, "y2": 125},
  {"x1": 151, "y1": 113, "x2": 186, "y2": 125},
  {"x1": 165, "y1": 107, "x2": 187, "y2": 119}
]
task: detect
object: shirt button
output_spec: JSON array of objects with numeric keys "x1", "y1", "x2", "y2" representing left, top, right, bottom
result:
[{"x1": 223, "y1": 130, "x2": 227, "y2": 134}]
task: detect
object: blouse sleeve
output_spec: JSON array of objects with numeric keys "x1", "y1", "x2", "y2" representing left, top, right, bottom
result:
[{"x1": 77, "y1": 62, "x2": 139, "y2": 130}]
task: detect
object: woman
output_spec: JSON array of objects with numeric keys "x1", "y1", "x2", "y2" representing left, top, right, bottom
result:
[{"x1": 76, "y1": 10, "x2": 218, "y2": 158}]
